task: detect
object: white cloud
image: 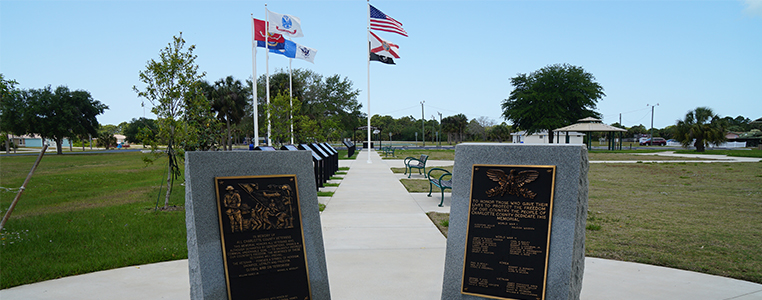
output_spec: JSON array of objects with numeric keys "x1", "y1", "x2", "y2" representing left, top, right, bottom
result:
[{"x1": 743, "y1": 0, "x2": 762, "y2": 17}]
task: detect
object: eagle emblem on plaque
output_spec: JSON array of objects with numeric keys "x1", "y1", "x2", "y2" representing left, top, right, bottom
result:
[{"x1": 485, "y1": 169, "x2": 539, "y2": 199}]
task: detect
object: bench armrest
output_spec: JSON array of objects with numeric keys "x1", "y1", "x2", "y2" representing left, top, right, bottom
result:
[{"x1": 427, "y1": 168, "x2": 452, "y2": 182}]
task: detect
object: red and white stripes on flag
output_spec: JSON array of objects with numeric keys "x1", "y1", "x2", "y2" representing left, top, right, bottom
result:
[{"x1": 369, "y1": 4, "x2": 408, "y2": 37}]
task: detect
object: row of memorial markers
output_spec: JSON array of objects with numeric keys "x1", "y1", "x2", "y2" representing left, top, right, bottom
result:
[
  {"x1": 251, "y1": 142, "x2": 340, "y2": 191},
  {"x1": 185, "y1": 144, "x2": 589, "y2": 300}
]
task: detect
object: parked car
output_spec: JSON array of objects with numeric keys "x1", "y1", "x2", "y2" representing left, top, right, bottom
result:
[{"x1": 640, "y1": 137, "x2": 667, "y2": 146}]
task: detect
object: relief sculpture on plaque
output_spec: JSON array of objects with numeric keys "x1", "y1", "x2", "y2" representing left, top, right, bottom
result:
[{"x1": 218, "y1": 180, "x2": 296, "y2": 233}]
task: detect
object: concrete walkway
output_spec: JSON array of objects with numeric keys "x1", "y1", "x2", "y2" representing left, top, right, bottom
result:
[{"x1": 2, "y1": 150, "x2": 761, "y2": 299}]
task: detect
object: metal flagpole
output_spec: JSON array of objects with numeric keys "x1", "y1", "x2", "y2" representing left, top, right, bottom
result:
[
  {"x1": 251, "y1": 14, "x2": 259, "y2": 146},
  {"x1": 289, "y1": 58, "x2": 294, "y2": 145},
  {"x1": 366, "y1": 0, "x2": 372, "y2": 163},
  {"x1": 265, "y1": 5, "x2": 272, "y2": 146}
]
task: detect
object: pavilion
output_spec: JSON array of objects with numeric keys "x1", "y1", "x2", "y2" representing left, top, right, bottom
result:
[{"x1": 554, "y1": 117, "x2": 627, "y2": 150}]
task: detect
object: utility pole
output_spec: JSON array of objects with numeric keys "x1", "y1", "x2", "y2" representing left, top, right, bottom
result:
[
  {"x1": 421, "y1": 101, "x2": 425, "y2": 147},
  {"x1": 437, "y1": 112, "x2": 442, "y2": 147},
  {"x1": 648, "y1": 103, "x2": 659, "y2": 144}
]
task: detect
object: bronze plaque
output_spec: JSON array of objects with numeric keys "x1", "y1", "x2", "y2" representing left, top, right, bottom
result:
[
  {"x1": 215, "y1": 175, "x2": 311, "y2": 300},
  {"x1": 462, "y1": 165, "x2": 556, "y2": 300}
]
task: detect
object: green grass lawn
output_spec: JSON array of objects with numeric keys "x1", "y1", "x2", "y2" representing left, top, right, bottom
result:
[{"x1": 1, "y1": 152, "x2": 186, "y2": 289}]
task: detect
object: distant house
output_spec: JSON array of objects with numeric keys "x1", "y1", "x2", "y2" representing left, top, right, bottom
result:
[
  {"x1": 510, "y1": 131, "x2": 584, "y2": 144},
  {"x1": 10, "y1": 134, "x2": 72, "y2": 148},
  {"x1": 726, "y1": 132, "x2": 740, "y2": 139},
  {"x1": 115, "y1": 134, "x2": 126, "y2": 144}
]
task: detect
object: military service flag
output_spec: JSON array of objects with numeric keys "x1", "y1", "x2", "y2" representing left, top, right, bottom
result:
[{"x1": 267, "y1": 10, "x2": 303, "y2": 38}]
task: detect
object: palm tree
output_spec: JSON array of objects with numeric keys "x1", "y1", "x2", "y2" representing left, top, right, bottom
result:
[
  {"x1": 208, "y1": 76, "x2": 249, "y2": 151},
  {"x1": 674, "y1": 107, "x2": 727, "y2": 152}
]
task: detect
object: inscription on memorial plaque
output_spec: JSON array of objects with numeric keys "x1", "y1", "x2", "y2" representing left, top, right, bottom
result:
[
  {"x1": 462, "y1": 165, "x2": 556, "y2": 300},
  {"x1": 215, "y1": 175, "x2": 311, "y2": 300}
]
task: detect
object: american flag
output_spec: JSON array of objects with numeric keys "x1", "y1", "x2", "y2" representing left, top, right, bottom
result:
[{"x1": 369, "y1": 4, "x2": 408, "y2": 37}]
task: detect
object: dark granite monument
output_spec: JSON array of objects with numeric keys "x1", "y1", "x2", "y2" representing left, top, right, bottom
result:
[
  {"x1": 185, "y1": 151, "x2": 330, "y2": 300},
  {"x1": 442, "y1": 144, "x2": 588, "y2": 300}
]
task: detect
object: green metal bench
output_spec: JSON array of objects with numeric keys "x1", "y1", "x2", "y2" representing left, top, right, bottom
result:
[
  {"x1": 381, "y1": 146, "x2": 395, "y2": 157},
  {"x1": 427, "y1": 168, "x2": 452, "y2": 207},
  {"x1": 404, "y1": 154, "x2": 429, "y2": 178}
]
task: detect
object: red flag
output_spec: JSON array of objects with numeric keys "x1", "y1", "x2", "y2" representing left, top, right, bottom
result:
[{"x1": 253, "y1": 18, "x2": 285, "y2": 43}]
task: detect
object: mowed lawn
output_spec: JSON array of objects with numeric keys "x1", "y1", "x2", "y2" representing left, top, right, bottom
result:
[
  {"x1": 585, "y1": 162, "x2": 762, "y2": 284},
  {"x1": 0, "y1": 152, "x2": 186, "y2": 289}
]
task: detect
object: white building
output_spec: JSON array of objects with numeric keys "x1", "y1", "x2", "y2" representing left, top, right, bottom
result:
[{"x1": 511, "y1": 131, "x2": 584, "y2": 144}]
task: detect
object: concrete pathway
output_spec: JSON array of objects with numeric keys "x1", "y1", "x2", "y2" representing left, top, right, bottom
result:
[
  {"x1": 2, "y1": 149, "x2": 761, "y2": 300},
  {"x1": 320, "y1": 150, "x2": 447, "y2": 300}
]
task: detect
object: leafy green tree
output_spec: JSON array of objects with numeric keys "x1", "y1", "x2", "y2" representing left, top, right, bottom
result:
[
  {"x1": 100, "y1": 124, "x2": 119, "y2": 135},
  {"x1": 674, "y1": 107, "x2": 727, "y2": 152},
  {"x1": 1, "y1": 74, "x2": 21, "y2": 153},
  {"x1": 441, "y1": 114, "x2": 468, "y2": 143},
  {"x1": 721, "y1": 115, "x2": 752, "y2": 132},
  {"x1": 2, "y1": 85, "x2": 107, "y2": 154},
  {"x1": 133, "y1": 32, "x2": 208, "y2": 210},
  {"x1": 123, "y1": 117, "x2": 157, "y2": 145},
  {"x1": 501, "y1": 63, "x2": 604, "y2": 143},
  {"x1": 206, "y1": 76, "x2": 249, "y2": 150},
  {"x1": 257, "y1": 69, "x2": 362, "y2": 142},
  {"x1": 627, "y1": 124, "x2": 648, "y2": 139},
  {"x1": 467, "y1": 119, "x2": 485, "y2": 141},
  {"x1": 487, "y1": 122, "x2": 513, "y2": 142}
]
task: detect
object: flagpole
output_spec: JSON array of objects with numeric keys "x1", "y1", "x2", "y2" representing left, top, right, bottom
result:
[
  {"x1": 265, "y1": 5, "x2": 272, "y2": 146},
  {"x1": 366, "y1": 0, "x2": 372, "y2": 163},
  {"x1": 251, "y1": 14, "x2": 259, "y2": 146},
  {"x1": 289, "y1": 58, "x2": 294, "y2": 145}
]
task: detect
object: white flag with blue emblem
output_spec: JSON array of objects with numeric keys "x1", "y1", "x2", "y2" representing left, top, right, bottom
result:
[
  {"x1": 267, "y1": 10, "x2": 303, "y2": 38},
  {"x1": 270, "y1": 40, "x2": 317, "y2": 64},
  {"x1": 293, "y1": 42, "x2": 317, "y2": 63}
]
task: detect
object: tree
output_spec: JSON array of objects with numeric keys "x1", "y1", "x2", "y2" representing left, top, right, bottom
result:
[
  {"x1": 488, "y1": 122, "x2": 513, "y2": 142},
  {"x1": 133, "y1": 32, "x2": 208, "y2": 210},
  {"x1": 97, "y1": 131, "x2": 117, "y2": 149},
  {"x1": 674, "y1": 107, "x2": 727, "y2": 152},
  {"x1": 257, "y1": 69, "x2": 362, "y2": 142},
  {"x1": 467, "y1": 119, "x2": 485, "y2": 141},
  {"x1": 123, "y1": 117, "x2": 157, "y2": 145},
  {"x1": 501, "y1": 63, "x2": 604, "y2": 143},
  {"x1": 1, "y1": 85, "x2": 107, "y2": 154},
  {"x1": 441, "y1": 114, "x2": 468, "y2": 143},
  {"x1": 1, "y1": 74, "x2": 21, "y2": 153},
  {"x1": 627, "y1": 124, "x2": 648, "y2": 139},
  {"x1": 206, "y1": 76, "x2": 249, "y2": 150}
]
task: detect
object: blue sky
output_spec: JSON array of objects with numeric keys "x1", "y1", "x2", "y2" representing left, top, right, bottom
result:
[{"x1": 2, "y1": 0, "x2": 760, "y2": 129}]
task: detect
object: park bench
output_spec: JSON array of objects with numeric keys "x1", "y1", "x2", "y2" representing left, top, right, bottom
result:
[
  {"x1": 404, "y1": 154, "x2": 429, "y2": 178},
  {"x1": 427, "y1": 168, "x2": 452, "y2": 207},
  {"x1": 381, "y1": 146, "x2": 396, "y2": 157}
]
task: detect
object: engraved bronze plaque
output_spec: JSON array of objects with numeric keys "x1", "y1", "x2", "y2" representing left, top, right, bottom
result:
[
  {"x1": 462, "y1": 165, "x2": 556, "y2": 300},
  {"x1": 215, "y1": 175, "x2": 311, "y2": 300}
]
